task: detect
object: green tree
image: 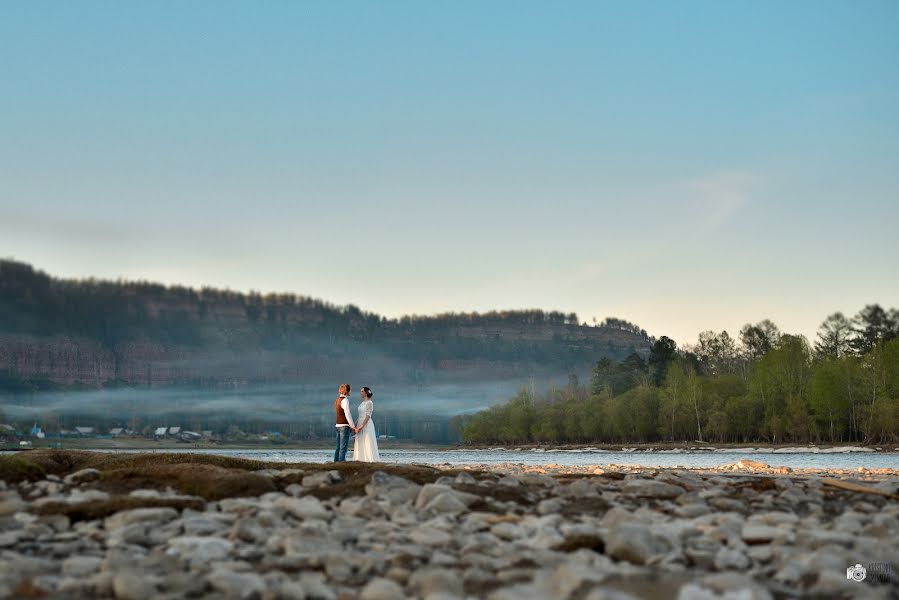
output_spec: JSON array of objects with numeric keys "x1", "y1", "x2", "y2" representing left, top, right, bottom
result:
[
  {"x1": 739, "y1": 320, "x2": 781, "y2": 361},
  {"x1": 810, "y1": 358, "x2": 853, "y2": 442},
  {"x1": 851, "y1": 304, "x2": 896, "y2": 354},
  {"x1": 814, "y1": 312, "x2": 853, "y2": 359},
  {"x1": 648, "y1": 336, "x2": 677, "y2": 385}
]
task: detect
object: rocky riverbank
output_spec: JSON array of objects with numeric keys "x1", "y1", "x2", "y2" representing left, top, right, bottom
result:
[{"x1": 1, "y1": 451, "x2": 897, "y2": 599}]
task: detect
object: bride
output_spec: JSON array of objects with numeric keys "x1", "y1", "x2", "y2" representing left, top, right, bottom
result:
[{"x1": 352, "y1": 386, "x2": 380, "y2": 462}]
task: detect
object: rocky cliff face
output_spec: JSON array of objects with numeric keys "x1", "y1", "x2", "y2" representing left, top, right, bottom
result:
[
  {"x1": 0, "y1": 321, "x2": 643, "y2": 390},
  {"x1": 0, "y1": 260, "x2": 650, "y2": 390}
]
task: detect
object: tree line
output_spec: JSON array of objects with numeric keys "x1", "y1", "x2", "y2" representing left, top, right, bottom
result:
[
  {"x1": 457, "y1": 305, "x2": 899, "y2": 445},
  {"x1": 0, "y1": 260, "x2": 650, "y2": 389}
]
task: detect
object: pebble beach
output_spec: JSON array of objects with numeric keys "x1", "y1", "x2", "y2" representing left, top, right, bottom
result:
[{"x1": 1, "y1": 450, "x2": 897, "y2": 599}]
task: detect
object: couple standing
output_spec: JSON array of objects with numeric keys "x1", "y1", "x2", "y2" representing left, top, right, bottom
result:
[{"x1": 333, "y1": 383, "x2": 380, "y2": 462}]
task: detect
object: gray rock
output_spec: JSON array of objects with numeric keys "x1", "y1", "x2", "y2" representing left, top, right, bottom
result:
[
  {"x1": 410, "y1": 525, "x2": 453, "y2": 547},
  {"x1": 454, "y1": 472, "x2": 477, "y2": 486},
  {"x1": 741, "y1": 524, "x2": 793, "y2": 544},
  {"x1": 676, "y1": 503, "x2": 711, "y2": 518},
  {"x1": 517, "y1": 473, "x2": 557, "y2": 487},
  {"x1": 298, "y1": 573, "x2": 337, "y2": 600},
  {"x1": 604, "y1": 523, "x2": 671, "y2": 565},
  {"x1": 422, "y1": 492, "x2": 470, "y2": 515},
  {"x1": 701, "y1": 572, "x2": 773, "y2": 600},
  {"x1": 182, "y1": 514, "x2": 229, "y2": 536},
  {"x1": 551, "y1": 561, "x2": 607, "y2": 598},
  {"x1": 714, "y1": 547, "x2": 751, "y2": 571},
  {"x1": 105, "y1": 507, "x2": 178, "y2": 531},
  {"x1": 0, "y1": 490, "x2": 24, "y2": 516},
  {"x1": 0, "y1": 529, "x2": 25, "y2": 547},
  {"x1": 338, "y1": 495, "x2": 385, "y2": 519},
  {"x1": 230, "y1": 518, "x2": 269, "y2": 544},
  {"x1": 302, "y1": 470, "x2": 341, "y2": 488},
  {"x1": 112, "y1": 570, "x2": 157, "y2": 600},
  {"x1": 62, "y1": 555, "x2": 103, "y2": 577},
  {"x1": 415, "y1": 484, "x2": 479, "y2": 510},
  {"x1": 64, "y1": 468, "x2": 101, "y2": 485},
  {"x1": 621, "y1": 479, "x2": 685, "y2": 499},
  {"x1": 537, "y1": 498, "x2": 562, "y2": 515},
  {"x1": 66, "y1": 489, "x2": 111, "y2": 504},
  {"x1": 219, "y1": 497, "x2": 263, "y2": 513},
  {"x1": 207, "y1": 569, "x2": 265, "y2": 599},
  {"x1": 490, "y1": 521, "x2": 523, "y2": 541},
  {"x1": 408, "y1": 567, "x2": 464, "y2": 597},
  {"x1": 274, "y1": 495, "x2": 330, "y2": 520},
  {"x1": 556, "y1": 479, "x2": 598, "y2": 498},
  {"x1": 271, "y1": 580, "x2": 307, "y2": 600},
  {"x1": 366, "y1": 472, "x2": 423, "y2": 504},
  {"x1": 166, "y1": 535, "x2": 233, "y2": 566},
  {"x1": 359, "y1": 577, "x2": 406, "y2": 600}
]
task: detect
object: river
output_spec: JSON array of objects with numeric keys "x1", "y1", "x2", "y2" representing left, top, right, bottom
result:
[{"x1": 93, "y1": 447, "x2": 899, "y2": 471}]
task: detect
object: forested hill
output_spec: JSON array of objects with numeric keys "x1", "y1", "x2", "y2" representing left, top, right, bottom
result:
[{"x1": 0, "y1": 260, "x2": 651, "y2": 390}]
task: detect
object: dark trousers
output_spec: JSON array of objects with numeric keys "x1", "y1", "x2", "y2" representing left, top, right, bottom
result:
[{"x1": 334, "y1": 427, "x2": 351, "y2": 462}]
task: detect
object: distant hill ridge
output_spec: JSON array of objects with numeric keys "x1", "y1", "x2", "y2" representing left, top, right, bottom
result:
[{"x1": 0, "y1": 260, "x2": 651, "y2": 389}]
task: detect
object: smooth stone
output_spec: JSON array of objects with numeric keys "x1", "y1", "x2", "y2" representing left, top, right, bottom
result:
[
  {"x1": 407, "y1": 567, "x2": 464, "y2": 597},
  {"x1": 359, "y1": 577, "x2": 407, "y2": 600},
  {"x1": 0, "y1": 491, "x2": 24, "y2": 517},
  {"x1": 552, "y1": 561, "x2": 608, "y2": 598},
  {"x1": 64, "y1": 468, "x2": 101, "y2": 485},
  {"x1": 604, "y1": 523, "x2": 671, "y2": 566},
  {"x1": 284, "y1": 483, "x2": 304, "y2": 497},
  {"x1": 556, "y1": 480, "x2": 597, "y2": 498},
  {"x1": 104, "y1": 508, "x2": 178, "y2": 531},
  {"x1": 410, "y1": 525, "x2": 453, "y2": 547},
  {"x1": 366, "y1": 472, "x2": 422, "y2": 504},
  {"x1": 274, "y1": 495, "x2": 330, "y2": 520},
  {"x1": 422, "y1": 492, "x2": 470, "y2": 515},
  {"x1": 302, "y1": 471, "x2": 341, "y2": 488},
  {"x1": 621, "y1": 479, "x2": 685, "y2": 499},
  {"x1": 537, "y1": 499, "x2": 562, "y2": 515},
  {"x1": 62, "y1": 555, "x2": 104, "y2": 577},
  {"x1": 714, "y1": 547, "x2": 751, "y2": 571},
  {"x1": 741, "y1": 524, "x2": 793, "y2": 544},
  {"x1": 112, "y1": 571, "x2": 157, "y2": 600},
  {"x1": 415, "y1": 484, "x2": 478, "y2": 510},
  {"x1": 207, "y1": 569, "x2": 265, "y2": 599},
  {"x1": 166, "y1": 536, "x2": 234, "y2": 566}
]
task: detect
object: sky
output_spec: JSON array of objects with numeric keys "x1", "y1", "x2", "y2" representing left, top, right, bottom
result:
[{"x1": 1, "y1": 1, "x2": 898, "y2": 346}]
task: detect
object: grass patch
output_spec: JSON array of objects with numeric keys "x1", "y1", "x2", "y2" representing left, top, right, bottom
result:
[
  {"x1": 31, "y1": 495, "x2": 205, "y2": 522},
  {"x1": 21, "y1": 449, "x2": 273, "y2": 476},
  {"x1": 7, "y1": 450, "x2": 509, "y2": 503},
  {"x1": 0, "y1": 454, "x2": 46, "y2": 483},
  {"x1": 98, "y1": 464, "x2": 277, "y2": 500}
]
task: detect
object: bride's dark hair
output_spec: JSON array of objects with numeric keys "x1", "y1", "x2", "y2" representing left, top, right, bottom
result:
[{"x1": 361, "y1": 387, "x2": 373, "y2": 398}]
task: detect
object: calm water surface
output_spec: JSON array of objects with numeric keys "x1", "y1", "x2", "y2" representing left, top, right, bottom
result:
[{"x1": 112, "y1": 448, "x2": 899, "y2": 471}]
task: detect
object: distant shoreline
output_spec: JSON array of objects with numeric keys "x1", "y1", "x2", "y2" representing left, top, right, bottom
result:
[
  {"x1": 4, "y1": 440, "x2": 896, "y2": 453},
  {"x1": 453, "y1": 442, "x2": 897, "y2": 453}
]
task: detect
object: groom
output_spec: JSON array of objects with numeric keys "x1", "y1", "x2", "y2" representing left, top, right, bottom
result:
[{"x1": 334, "y1": 383, "x2": 356, "y2": 462}]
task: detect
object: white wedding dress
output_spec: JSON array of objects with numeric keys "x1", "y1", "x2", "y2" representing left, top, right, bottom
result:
[{"x1": 353, "y1": 399, "x2": 380, "y2": 462}]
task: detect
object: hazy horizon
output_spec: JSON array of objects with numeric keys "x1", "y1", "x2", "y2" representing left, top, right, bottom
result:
[{"x1": 2, "y1": 2, "x2": 898, "y2": 347}]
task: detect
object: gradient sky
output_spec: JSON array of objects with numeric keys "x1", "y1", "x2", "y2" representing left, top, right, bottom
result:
[{"x1": 2, "y1": 1, "x2": 898, "y2": 346}]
